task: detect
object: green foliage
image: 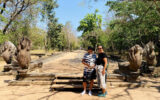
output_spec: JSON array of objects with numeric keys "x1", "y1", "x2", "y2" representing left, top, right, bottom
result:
[
  {"x1": 7, "y1": 17, "x2": 33, "y2": 45},
  {"x1": 77, "y1": 9, "x2": 102, "y2": 35},
  {"x1": 47, "y1": 23, "x2": 63, "y2": 50},
  {"x1": 6, "y1": 19, "x2": 46, "y2": 49},
  {"x1": 106, "y1": 0, "x2": 160, "y2": 52},
  {"x1": 97, "y1": 31, "x2": 109, "y2": 50},
  {"x1": 0, "y1": 32, "x2": 8, "y2": 44},
  {"x1": 0, "y1": 0, "x2": 69, "y2": 51},
  {"x1": 0, "y1": 14, "x2": 7, "y2": 23},
  {"x1": 29, "y1": 27, "x2": 46, "y2": 49},
  {"x1": 41, "y1": 0, "x2": 65, "y2": 51},
  {"x1": 78, "y1": 10, "x2": 104, "y2": 49},
  {"x1": 60, "y1": 22, "x2": 80, "y2": 51},
  {"x1": 80, "y1": 29, "x2": 109, "y2": 50}
]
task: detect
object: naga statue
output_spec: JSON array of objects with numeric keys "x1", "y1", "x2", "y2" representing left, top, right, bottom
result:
[
  {"x1": 119, "y1": 45, "x2": 143, "y2": 72},
  {"x1": 1, "y1": 38, "x2": 42, "y2": 74},
  {"x1": 0, "y1": 41, "x2": 17, "y2": 64},
  {"x1": 17, "y1": 37, "x2": 31, "y2": 69},
  {"x1": 141, "y1": 41, "x2": 157, "y2": 73},
  {"x1": 118, "y1": 42, "x2": 160, "y2": 78},
  {"x1": 128, "y1": 45, "x2": 143, "y2": 71},
  {"x1": 144, "y1": 41, "x2": 157, "y2": 66},
  {"x1": 118, "y1": 45, "x2": 143, "y2": 81}
]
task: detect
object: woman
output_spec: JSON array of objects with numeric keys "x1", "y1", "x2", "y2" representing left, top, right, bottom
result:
[
  {"x1": 81, "y1": 46, "x2": 96, "y2": 96},
  {"x1": 96, "y1": 45, "x2": 107, "y2": 97}
]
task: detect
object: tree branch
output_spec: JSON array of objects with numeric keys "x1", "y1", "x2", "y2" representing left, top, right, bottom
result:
[
  {"x1": 2, "y1": 0, "x2": 33, "y2": 34},
  {"x1": 0, "y1": 0, "x2": 9, "y2": 14}
]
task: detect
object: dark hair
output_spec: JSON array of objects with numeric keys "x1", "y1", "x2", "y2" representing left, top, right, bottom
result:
[{"x1": 88, "y1": 46, "x2": 94, "y2": 50}]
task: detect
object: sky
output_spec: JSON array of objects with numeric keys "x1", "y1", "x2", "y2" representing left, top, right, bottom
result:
[{"x1": 37, "y1": 0, "x2": 114, "y2": 36}]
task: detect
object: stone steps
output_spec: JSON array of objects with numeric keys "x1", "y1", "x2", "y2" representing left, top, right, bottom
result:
[
  {"x1": 8, "y1": 78, "x2": 125, "y2": 86},
  {"x1": 8, "y1": 73, "x2": 126, "y2": 87},
  {"x1": 7, "y1": 72, "x2": 159, "y2": 89}
]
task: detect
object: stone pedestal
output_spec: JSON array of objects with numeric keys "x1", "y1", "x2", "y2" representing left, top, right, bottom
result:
[{"x1": 118, "y1": 62, "x2": 140, "y2": 82}]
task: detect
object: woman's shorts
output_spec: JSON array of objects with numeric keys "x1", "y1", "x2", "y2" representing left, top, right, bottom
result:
[{"x1": 83, "y1": 68, "x2": 96, "y2": 82}]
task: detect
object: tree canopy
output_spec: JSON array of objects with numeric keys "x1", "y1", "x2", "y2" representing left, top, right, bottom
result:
[
  {"x1": 1, "y1": 0, "x2": 160, "y2": 52},
  {"x1": 77, "y1": 9, "x2": 106, "y2": 49},
  {"x1": 77, "y1": 9, "x2": 102, "y2": 35},
  {"x1": 105, "y1": 0, "x2": 160, "y2": 52}
]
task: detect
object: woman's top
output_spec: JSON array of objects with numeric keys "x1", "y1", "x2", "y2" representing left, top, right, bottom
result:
[{"x1": 96, "y1": 53, "x2": 107, "y2": 66}]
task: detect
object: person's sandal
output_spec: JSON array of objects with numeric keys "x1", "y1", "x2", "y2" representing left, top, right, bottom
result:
[
  {"x1": 98, "y1": 91, "x2": 107, "y2": 95},
  {"x1": 105, "y1": 91, "x2": 108, "y2": 95},
  {"x1": 98, "y1": 93, "x2": 106, "y2": 97}
]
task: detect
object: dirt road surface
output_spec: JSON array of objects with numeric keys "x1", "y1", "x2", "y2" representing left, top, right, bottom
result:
[{"x1": 0, "y1": 50, "x2": 160, "y2": 100}]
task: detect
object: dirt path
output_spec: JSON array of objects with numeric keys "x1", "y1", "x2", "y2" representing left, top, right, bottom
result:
[
  {"x1": 0, "y1": 50, "x2": 159, "y2": 100},
  {"x1": 42, "y1": 50, "x2": 85, "y2": 74}
]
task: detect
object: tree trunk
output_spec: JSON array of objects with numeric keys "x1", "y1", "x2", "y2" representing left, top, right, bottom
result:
[
  {"x1": 3, "y1": 18, "x2": 13, "y2": 34},
  {"x1": 2, "y1": 0, "x2": 29, "y2": 34},
  {"x1": 0, "y1": 1, "x2": 7, "y2": 14}
]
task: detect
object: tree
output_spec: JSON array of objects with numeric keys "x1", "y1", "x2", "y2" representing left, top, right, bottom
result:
[
  {"x1": 77, "y1": 9, "x2": 102, "y2": 35},
  {"x1": 0, "y1": 0, "x2": 39, "y2": 34},
  {"x1": 60, "y1": 22, "x2": 79, "y2": 51},
  {"x1": 29, "y1": 27, "x2": 46, "y2": 49},
  {"x1": 0, "y1": 0, "x2": 65, "y2": 51},
  {"x1": 41, "y1": 0, "x2": 63, "y2": 50},
  {"x1": 77, "y1": 9, "x2": 103, "y2": 49},
  {"x1": 106, "y1": 0, "x2": 160, "y2": 53}
]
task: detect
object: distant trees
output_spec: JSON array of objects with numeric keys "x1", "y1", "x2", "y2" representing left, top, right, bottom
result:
[
  {"x1": 77, "y1": 9, "x2": 102, "y2": 34},
  {"x1": 77, "y1": 9, "x2": 108, "y2": 50},
  {"x1": 0, "y1": 0, "x2": 74, "y2": 51},
  {"x1": 41, "y1": 0, "x2": 63, "y2": 51},
  {"x1": 0, "y1": 0, "x2": 80, "y2": 51},
  {"x1": 77, "y1": 0, "x2": 160, "y2": 53},
  {"x1": 61, "y1": 22, "x2": 79, "y2": 51}
]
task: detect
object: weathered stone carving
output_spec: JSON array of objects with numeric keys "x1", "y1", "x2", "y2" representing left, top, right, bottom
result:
[
  {"x1": 119, "y1": 42, "x2": 159, "y2": 78},
  {"x1": 0, "y1": 41, "x2": 17, "y2": 64},
  {"x1": 128, "y1": 45, "x2": 143, "y2": 71},
  {"x1": 28, "y1": 62, "x2": 43, "y2": 72},
  {"x1": 1, "y1": 38, "x2": 43, "y2": 75},
  {"x1": 17, "y1": 37, "x2": 31, "y2": 69},
  {"x1": 144, "y1": 41, "x2": 157, "y2": 66},
  {"x1": 156, "y1": 40, "x2": 160, "y2": 66},
  {"x1": 118, "y1": 45, "x2": 143, "y2": 81},
  {"x1": 119, "y1": 45, "x2": 143, "y2": 72},
  {"x1": 140, "y1": 41, "x2": 157, "y2": 74}
]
